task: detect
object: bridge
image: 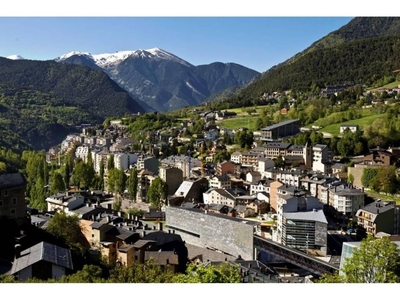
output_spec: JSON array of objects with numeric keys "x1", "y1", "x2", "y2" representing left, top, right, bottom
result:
[{"x1": 254, "y1": 235, "x2": 339, "y2": 276}]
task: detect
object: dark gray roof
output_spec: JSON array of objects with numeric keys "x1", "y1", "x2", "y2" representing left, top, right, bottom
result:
[
  {"x1": 0, "y1": 173, "x2": 26, "y2": 189},
  {"x1": 261, "y1": 119, "x2": 299, "y2": 131},
  {"x1": 357, "y1": 201, "x2": 396, "y2": 218},
  {"x1": 145, "y1": 251, "x2": 179, "y2": 265},
  {"x1": 11, "y1": 242, "x2": 73, "y2": 274},
  {"x1": 132, "y1": 240, "x2": 157, "y2": 249},
  {"x1": 265, "y1": 142, "x2": 292, "y2": 149}
]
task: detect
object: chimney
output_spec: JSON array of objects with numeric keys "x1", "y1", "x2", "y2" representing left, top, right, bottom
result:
[
  {"x1": 142, "y1": 231, "x2": 146, "y2": 237},
  {"x1": 15, "y1": 244, "x2": 22, "y2": 259},
  {"x1": 118, "y1": 211, "x2": 122, "y2": 217},
  {"x1": 107, "y1": 204, "x2": 112, "y2": 210},
  {"x1": 86, "y1": 203, "x2": 90, "y2": 207}
]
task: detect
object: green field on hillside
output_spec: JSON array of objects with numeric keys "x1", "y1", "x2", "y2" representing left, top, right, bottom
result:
[
  {"x1": 219, "y1": 116, "x2": 258, "y2": 131},
  {"x1": 221, "y1": 105, "x2": 272, "y2": 115},
  {"x1": 320, "y1": 114, "x2": 385, "y2": 136}
]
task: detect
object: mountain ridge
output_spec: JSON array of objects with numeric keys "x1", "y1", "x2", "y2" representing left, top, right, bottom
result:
[{"x1": 55, "y1": 47, "x2": 260, "y2": 112}]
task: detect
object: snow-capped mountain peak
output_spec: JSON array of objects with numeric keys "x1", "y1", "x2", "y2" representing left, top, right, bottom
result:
[
  {"x1": 7, "y1": 54, "x2": 25, "y2": 60},
  {"x1": 56, "y1": 48, "x2": 192, "y2": 68},
  {"x1": 55, "y1": 51, "x2": 93, "y2": 62}
]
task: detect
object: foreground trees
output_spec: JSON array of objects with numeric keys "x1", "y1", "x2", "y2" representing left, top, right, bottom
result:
[
  {"x1": 0, "y1": 260, "x2": 242, "y2": 283},
  {"x1": 319, "y1": 235, "x2": 400, "y2": 283}
]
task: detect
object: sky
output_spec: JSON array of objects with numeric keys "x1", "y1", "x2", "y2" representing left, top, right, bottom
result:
[
  {"x1": 0, "y1": 16, "x2": 355, "y2": 73},
  {"x1": 2, "y1": 1, "x2": 399, "y2": 73}
]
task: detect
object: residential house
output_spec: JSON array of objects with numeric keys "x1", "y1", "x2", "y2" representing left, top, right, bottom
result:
[
  {"x1": 45, "y1": 192, "x2": 85, "y2": 213},
  {"x1": 230, "y1": 152, "x2": 242, "y2": 164},
  {"x1": 216, "y1": 160, "x2": 235, "y2": 176},
  {"x1": 209, "y1": 175, "x2": 232, "y2": 189},
  {"x1": 203, "y1": 188, "x2": 237, "y2": 207},
  {"x1": 257, "y1": 157, "x2": 275, "y2": 175},
  {"x1": 340, "y1": 124, "x2": 359, "y2": 134},
  {"x1": 235, "y1": 205, "x2": 256, "y2": 218},
  {"x1": 215, "y1": 111, "x2": 237, "y2": 120},
  {"x1": 274, "y1": 169, "x2": 306, "y2": 188},
  {"x1": 246, "y1": 171, "x2": 262, "y2": 185},
  {"x1": 250, "y1": 179, "x2": 274, "y2": 195},
  {"x1": 356, "y1": 200, "x2": 400, "y2": 235},
  {"x1": 363, "y1": 147, "x2": 397, "y2": 166},
  {"x1": 10, "y1": 242, "x2": 74, "y2": 281},
  {"x1": 173, "y1": 178, "x2": 209, "y2": 204},
  {"x1": 247, "y1": 199, "x2": 269, "y2": 215}
]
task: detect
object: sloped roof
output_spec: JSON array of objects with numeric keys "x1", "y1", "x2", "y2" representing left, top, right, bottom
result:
[
  {"x1": 175, "y1": 180, "x2": 194, "y2": 197},
  {"x1": 145, "y1": 251, "x2": 179, "y2": 265},
  {"x1": 0, "y1": 173, "x2": 26, "y2": 189},
  {"x1": 283, "y1": 209, "x2": 327, "y2": 224},
  {"x1": 11, "y1": 242, "x2": 73, "y2": 274}
]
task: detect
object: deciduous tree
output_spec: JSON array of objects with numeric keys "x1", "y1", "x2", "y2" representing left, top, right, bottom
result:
[
  {"x1": 148, "y1": 177, "x2": 168, "y2": 210},
  {"x1": 319, "y1": 236, "x2": 400, "y2": 283}
]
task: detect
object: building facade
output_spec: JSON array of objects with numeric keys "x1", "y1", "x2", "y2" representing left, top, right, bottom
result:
[{"x1": 0, "y1": 173, "x2": 27, "y2": 225}]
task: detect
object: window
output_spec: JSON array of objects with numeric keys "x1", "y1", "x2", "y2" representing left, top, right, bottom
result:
[
  {"x1": 4, "y1": 190, "x2": 8, "y2": 196},
  {"x1": 0, "y1": 200, "x2": 2, "y2": 207},
  {"x1": 10, "y1": 209, "x2": 16, "y2": 214},
  {"x1": 12, "y1": 198, "x2": 17, "y2": 205},
  {"x1": 92, "y1": 234, "x2": 94, "y2": 238}
]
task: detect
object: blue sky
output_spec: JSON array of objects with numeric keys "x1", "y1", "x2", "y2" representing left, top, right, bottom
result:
[{"x1": 0, "y1": 17, "x2": 354, "y2": 73}]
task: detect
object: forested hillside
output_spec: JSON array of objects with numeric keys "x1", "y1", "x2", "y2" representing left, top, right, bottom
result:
[
  {"x1": 0, "y1": 58, "x2": 145, "y2": 150},
  {"x1": 226, "y1": 35, "x2": 400, "y2": 106}
]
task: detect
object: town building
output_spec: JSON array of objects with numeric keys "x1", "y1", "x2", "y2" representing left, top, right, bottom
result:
[
  {"x1": 356, "y1": 200, "x2": 400, "y2": 235},
  {"x1": 159, "y1": 166, "x2": 184, "y2": 196},
  {"x1": 260, "y1": 119, "x2": 300, "y2": 141},
  {"x1": 275, "y1": 194, "x2": 327, "y2": 252},
  {"x1": 0, "y1": 173, "x2": 27, "y2": 225},
  {"x1": 10, "y1": 242, "x2": 74, "y2": 281},
  {"x1": 312, "y1": 144, "x2": 333, "y2": 173}
]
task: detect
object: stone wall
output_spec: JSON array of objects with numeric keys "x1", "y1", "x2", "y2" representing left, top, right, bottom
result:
[
  {"x1": 348, "y1": 164, "x2": 381, "y2": 189},
  {"x1": 165, "y1": 206, "x2": 255, "y2": 260}
]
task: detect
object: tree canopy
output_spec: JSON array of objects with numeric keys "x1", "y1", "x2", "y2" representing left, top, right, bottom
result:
[{"x1": 319, "y1": 235, "x2": 400, "y2": 283}]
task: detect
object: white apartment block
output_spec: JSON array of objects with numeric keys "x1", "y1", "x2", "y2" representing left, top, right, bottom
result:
[{"x1": 75, "y1": 145, "x2": 90, "y2": 163}]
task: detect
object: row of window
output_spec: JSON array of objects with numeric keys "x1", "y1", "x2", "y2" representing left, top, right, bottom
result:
[
  {"x1": 0, "y1": 198, "x2": 17, "y2": 206},
  {"x1": 0, "y1": 190, "x2": 8, "y2": 196}
]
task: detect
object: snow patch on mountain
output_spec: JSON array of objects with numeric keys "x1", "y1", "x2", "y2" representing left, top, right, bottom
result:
[
  {"x1": 185, "y1": 81, "x2": 204, "y2": 96},
  {"x1": 7, "y1": 54, "x2": 25, "y2": 60}
]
